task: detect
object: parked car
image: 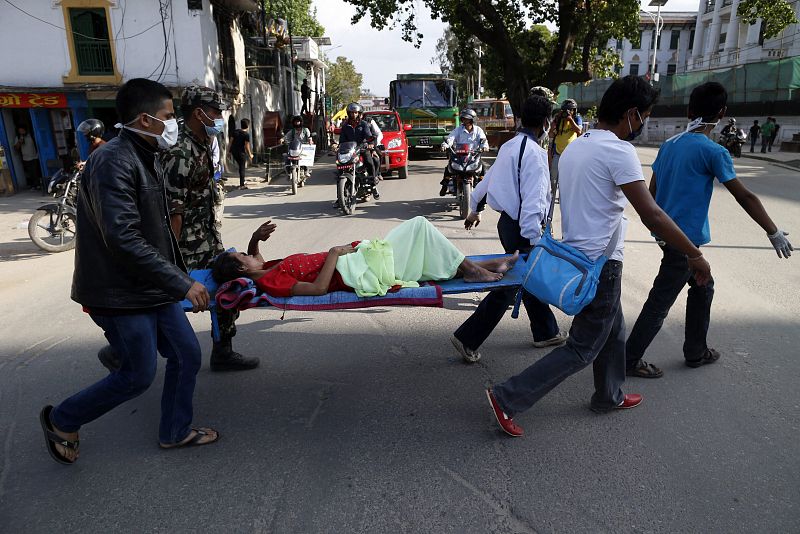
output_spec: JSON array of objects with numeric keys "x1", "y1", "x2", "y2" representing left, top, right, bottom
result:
[{"x1": 363, "y1": 110, "x2": 411, "y2": 179}]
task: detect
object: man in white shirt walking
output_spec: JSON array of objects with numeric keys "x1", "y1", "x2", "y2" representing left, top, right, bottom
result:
[
  {"x1": 450, "y1": 96, "x2": 566, "y2": 364},
  {"x1": 485, "y1": 76, "x2": 713, "y2": 438},
  {"x1": 13, "y1": 126, "x2": 41, "y2": 189}
]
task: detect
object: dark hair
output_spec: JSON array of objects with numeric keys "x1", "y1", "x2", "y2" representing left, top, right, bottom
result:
[
  {"x1": 211, "y1": 252, "x2": 245, "y2": 284},
  {"x1": 520, "y1": 95, "x2": 552, "y2": 129},
  {"x1": 597, "y1": 75, "x2": 659, "y2": 125},
  {"x1": 240, "y1": 118, "x2": 250, "y2": 129},
  {"x1": 115, "y1": 78, "x2": 173, "y2": 125},
  {"x1": 754, "y1": 119, "x2": 759, "y2": 124},
  {"x1": 687, "y1": 82, "x2": 727, "y2": 122}
]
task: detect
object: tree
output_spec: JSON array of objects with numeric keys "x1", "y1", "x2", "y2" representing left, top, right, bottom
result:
[
  {"x1": 327, "y1": 56, "x2": 363, "y2": 110},
  {"x1": 269, "y1": 0, "x2": 325, "y2": 37},
  {"x1": 737, "y1": 0, "x2": 798, "y2": 40},
  {"x1": 342, "y1": 0, "x2": 638, "y2": 115}
]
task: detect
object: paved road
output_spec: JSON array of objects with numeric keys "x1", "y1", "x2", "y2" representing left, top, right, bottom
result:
[{"x1": 0, "y1": 147, "x2": 798, "y2": 533}]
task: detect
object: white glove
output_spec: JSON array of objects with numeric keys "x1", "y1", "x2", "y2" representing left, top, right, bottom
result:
[
  {"x1": 440, "y1": 143, "x2": 449, "y2": 152},
  {"x1": 768, "y1": 230, "x2": 793, "y2": 258},
  {"x1": 481, "y1": 146, "x2": 490, "y2": 153}
]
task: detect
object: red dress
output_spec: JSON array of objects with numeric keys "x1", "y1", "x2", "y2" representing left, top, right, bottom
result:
[{"x1": 254, "y1": 252, "x2": 352, "y2": 297}]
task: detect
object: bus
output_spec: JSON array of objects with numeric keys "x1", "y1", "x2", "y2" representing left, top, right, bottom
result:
[{"x1": 389, "y1": 74, "x2": 459, "y2": 150}]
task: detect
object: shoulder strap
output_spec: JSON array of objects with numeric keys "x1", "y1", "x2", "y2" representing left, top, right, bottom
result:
[
  {"x1": 516, "y1": 135, "x2": 527, "y2": 221},
  {"x1": 602, "y1": 217, "x2": 624, "y2": 259}
]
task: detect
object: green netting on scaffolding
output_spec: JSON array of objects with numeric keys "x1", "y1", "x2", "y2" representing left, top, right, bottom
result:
[{"x1": 557, "y1": 57, "x2": 800, "y2": 107}]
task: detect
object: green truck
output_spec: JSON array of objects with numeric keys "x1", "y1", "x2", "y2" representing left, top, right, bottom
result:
[{"x1": 389, "y1": 74, "x2": 459, "y2": 150}]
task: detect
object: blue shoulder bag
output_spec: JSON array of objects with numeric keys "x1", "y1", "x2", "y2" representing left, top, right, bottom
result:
[{"x1": 511, "y1": 145, "x2": 621, "y2": 317}]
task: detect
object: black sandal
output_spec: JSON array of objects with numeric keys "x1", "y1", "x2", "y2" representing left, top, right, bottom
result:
[
  {"x1": 626, "y1": 360, "x2": 664, "y2": 378},
  {"x1": 160, "y1": 427, "x2": 220, "y2": 450},
  {"x1": 39, "y1": 405, "x2": 79, "y2": 465},
  {"x1": 686, "y1": 348, "x2": 721, "y2": 368}
]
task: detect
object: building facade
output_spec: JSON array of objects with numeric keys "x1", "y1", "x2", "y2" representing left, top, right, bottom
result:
[
  {"x1": 0, "y1": 0, "x2": 322, "y2": 193},
  {"x1": 689, "y1": 0, "x2": 800, "y2": 71},
  {"x1": 611, "y1": 11, "x2": 697, "y2": 78}
]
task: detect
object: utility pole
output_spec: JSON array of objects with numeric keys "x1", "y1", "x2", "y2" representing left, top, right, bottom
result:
[
  {"x1": 476, "y1": 43, "x2": 483, "y2": 99},
  {"x1": 649, "y1": 0, "x2": 668, "y2": 84}
]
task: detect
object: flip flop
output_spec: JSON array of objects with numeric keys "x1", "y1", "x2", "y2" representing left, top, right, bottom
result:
[
  {"x1": 39, "y1": 405, "x2": 79, "y2": 465},
  {"x1": 159, "y1": 427, "x2": 220, "y2": 450}
]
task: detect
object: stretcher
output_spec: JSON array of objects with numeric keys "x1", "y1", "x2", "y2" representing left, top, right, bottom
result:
[{"x1": 182, "y1": 254, "x2": 525, "y2": 341}]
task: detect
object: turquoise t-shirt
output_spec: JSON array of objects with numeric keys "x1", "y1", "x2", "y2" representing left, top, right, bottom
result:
[{"x1": 652, "y1": 133, "x2": 736, "y2": 246}]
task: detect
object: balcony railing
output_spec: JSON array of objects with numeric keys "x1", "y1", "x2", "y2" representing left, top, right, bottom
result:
[
  {"x1": 704, "y1": 0, "x2": 715, "y2": 13},
  {"x1": 75, "y1": 40, "x2": 114, "y2": 75}
]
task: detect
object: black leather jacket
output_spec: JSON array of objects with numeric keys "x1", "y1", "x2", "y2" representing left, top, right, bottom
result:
[{"x1": 71, "y1": 130, "x2": 193, "y2": 310}]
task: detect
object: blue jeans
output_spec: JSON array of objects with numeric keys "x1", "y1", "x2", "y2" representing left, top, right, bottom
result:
[
  {"x1": 454, "y1": 212, "x2": 559, "y2": 349},
  {"x1": 493, "y1": 261, "x2": 626, "y2": 415},
  {"x1": 51, "y1": 303, "x2": 202, "y2": 444},
  {"x1": 626, "y1": 243, "x2": 714, "y2": 367}
]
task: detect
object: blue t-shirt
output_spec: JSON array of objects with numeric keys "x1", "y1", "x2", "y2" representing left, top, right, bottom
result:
[{"x1": 652, "y1": 133, "x2": 736, "y2": 246}]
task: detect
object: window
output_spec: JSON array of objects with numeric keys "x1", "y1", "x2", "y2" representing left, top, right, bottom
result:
[
  {"x1": 651, "y1": 30, "x2": 663, "y2": 50},
  {"x1": 632, "y1": 32, "x2": 642, "y2": 49},
  {"x1": 365, "y1": 113, "x2": 399, "y2": 132},
  {"x1": 689, "y1": 29, "x2": 695, "y2": 50},
  {"x1": 670, "y1": 30, "x2": 680, "y2": 50},
  {"x1": 629, "y1": 64, "x2": 640, "y2": 76},
  {"x1": 667, "y1": 64, "x2": 677, "y2": 75},
  {"x1": 616, "y1": 39, "x2": 623, "y2": 50},
  {"x1": 718, "y1": 33, "x2": 726, "y2": 51},
  {"x1": 614, "y1": 64, "x2": 622, "y2": 74},
  {"x1": 68, "y1": 8, "x2": 113, "y2": 75}
]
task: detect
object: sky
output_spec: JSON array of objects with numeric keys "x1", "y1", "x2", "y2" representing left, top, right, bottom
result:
[{"x1": 313, "y1": 0, "x2": 701, "y2": 97}]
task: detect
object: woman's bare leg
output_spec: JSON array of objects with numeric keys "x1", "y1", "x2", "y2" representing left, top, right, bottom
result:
[{"x1": 474, "y1": 251, "x2": 520, "y2": 274}]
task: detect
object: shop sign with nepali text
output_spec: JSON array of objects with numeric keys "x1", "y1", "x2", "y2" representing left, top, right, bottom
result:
[{"x1": 0, "y1": 93, "x2": 67, "y2": 108}]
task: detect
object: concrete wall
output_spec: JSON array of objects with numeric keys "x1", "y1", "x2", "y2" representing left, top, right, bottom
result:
[
  {"x1": 0, "y1": 0, "x2": 217, "y2": 87},
  {"x1": 640, "y1": 115, "x2": 800, "y2": 146}
]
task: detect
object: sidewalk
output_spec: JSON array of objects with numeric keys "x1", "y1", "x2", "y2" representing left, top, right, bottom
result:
[{"x1": 741, "y1": 150, "x2": 800, "y2": 170}]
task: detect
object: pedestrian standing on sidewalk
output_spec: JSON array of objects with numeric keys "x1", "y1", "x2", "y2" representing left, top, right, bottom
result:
[
  {"x1": 230, "y1": 119, "x2": 254, "y2": 189},
  {"x1": 13, "y1": 126, "x2": 40, "y2": 189},
  {"x1": 748, "y1": 120, "x2": 760, "y2": 153},
  {"x1": 768, "y1": 117, "x2": 780, "y2": 152},
  {"x1": 163, "y1": 86, "x2": 260, "y2": 372},
  {"x1": 485, "y1": 76, "x2": 713, "y2": 437},
  {"x1": 760, "y1": 117, "x2": 775, "y2": 154},
  {"x1": 625, "y1": 83, "x2": 793, "y2": 379},
  {"x1": 39, "y1": 78, "x2": 216, "y2": 465},
  {"x1": 450, "y1": 95, "x2": 567, "y2": 365}
]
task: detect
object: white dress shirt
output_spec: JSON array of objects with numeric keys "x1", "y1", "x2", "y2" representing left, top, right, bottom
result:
[
  {"x1": 369, "y1": 119, "x2": 383, "y2": 145},
  {"x1": 443, "y1": 124, "x2": 488, "y2": 150},
  {"x1": 470, "y1": 132, "x2": 551, "y2": 245}
]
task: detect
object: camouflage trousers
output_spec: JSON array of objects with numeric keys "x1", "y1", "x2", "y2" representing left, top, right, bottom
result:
[{"x1": 184, "y1": 249, "x2": 238, "y2": 342}]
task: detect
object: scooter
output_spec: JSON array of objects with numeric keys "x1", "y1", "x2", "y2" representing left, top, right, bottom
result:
[
  {"x1": 285, "y1": 138, "x2": 309, "y2": 195},
  {"x1": 28, "y1": 167, "x2": 80, "y2": 252},
  {"x1": 445, "y1": 144, "x2": 484, "y2": 219},
  {"x1": 335, "y1": 140, "x2": 381, "y2": 215}
]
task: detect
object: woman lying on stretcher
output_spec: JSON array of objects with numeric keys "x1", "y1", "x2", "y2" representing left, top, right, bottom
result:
[{"x1": 211, "y1": 216, "x2": 519, "y2": 297}]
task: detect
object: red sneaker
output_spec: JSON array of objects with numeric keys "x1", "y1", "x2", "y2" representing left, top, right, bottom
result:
[
  {"x1": 616, "y1": 393, "x2": 643, "y2": 410},
  {"x1": 486, "y1": 389, "x2": 524, "y2": 437}
]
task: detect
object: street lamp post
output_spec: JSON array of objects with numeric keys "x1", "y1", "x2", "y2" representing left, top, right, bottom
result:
[{"x1": 648, "y1": 0, "x2": 668, "y2": 84}]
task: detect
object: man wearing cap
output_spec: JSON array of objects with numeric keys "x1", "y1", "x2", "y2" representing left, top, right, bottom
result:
[{"x1": 163, "y1": 85, "x2": 260, "y2": 371}]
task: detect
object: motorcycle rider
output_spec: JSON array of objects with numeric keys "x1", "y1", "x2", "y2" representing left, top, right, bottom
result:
[
  {"x1": 338, "y1": 102, "x2": 383, "y2": 200},
  {"x1": 77, "y1": 118, "x2": 106, "y2": 155},
  {"x1": 439, "y1": 109, "x2": 489, "y2": 196},
  {"x1": 720, "y1": 117, "x2": 737, "y2": 138},
  {"x1": 284, "y1": 114, "x2": 313, "y2": 179}
]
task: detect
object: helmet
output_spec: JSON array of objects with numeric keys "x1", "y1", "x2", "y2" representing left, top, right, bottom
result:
[
  {"x1": 459, "y1": 109, "x2": 477, "y2": 123},
  {"x1": 291, "y1": 114, "x2": 303, "y2": 127},
  {"x1": 346, "y1": 102, "x2": 363, "y2": 118},
  {"x1": 728, "y1": 118, "x2": 737, "y2": 125},
  {"x1": 77, "y1": 118, "x2": 105, "y2": 139},
  {"x1": 561, "y1": 99, "x2": 578, "y2": 111}
]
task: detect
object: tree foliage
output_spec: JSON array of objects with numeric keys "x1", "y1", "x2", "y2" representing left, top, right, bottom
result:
[
  {"x1": 268, "y1": 0, "x2": 325, "y2": 37},
  {"x1": 737, "y1": 0, "x2": 798, "y2": 40},
  {"x1": 342, "y1": 0, "x2": 638, "y2": 115},
  {"x1": 327, "y1": 56, "x2": 363, "y2": 110}
]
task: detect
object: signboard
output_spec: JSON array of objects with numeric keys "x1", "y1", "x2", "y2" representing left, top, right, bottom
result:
[
  {"x1": 0, "y1": 93, "x2": 67, "y2": 108},
  {"x1": 299, "y1": 144, "x2": 316, "y2": 167},
  {"x1": 358, "y1": 99, "x2": 375, "y2": 108}
]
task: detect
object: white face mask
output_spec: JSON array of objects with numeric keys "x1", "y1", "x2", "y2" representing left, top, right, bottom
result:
[{"x1": 116, "y1": 114, "x2": 179, "y2": 149}]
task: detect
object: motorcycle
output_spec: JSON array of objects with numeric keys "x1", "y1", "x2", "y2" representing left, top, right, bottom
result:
[
  {"x1": 445, "y1": 143, "x2": 484, "y2": 219},
  {"x1": 28, "y1": 167, "x2": 80, "y2": 252},
  {"x1": 719, "y1": 127, "x2": 747, "y2": 158},
  {"x1": 335, "y1": 140, "x2": 381, "y2": 215},
  {"x1": 285, "y1": 138, "x2": 310, "y2": 195}
]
